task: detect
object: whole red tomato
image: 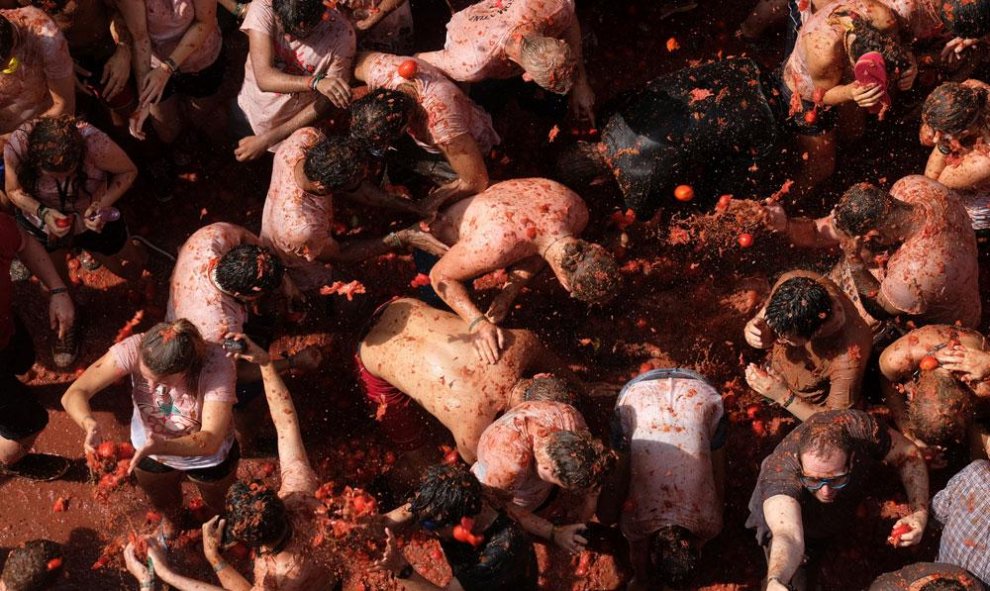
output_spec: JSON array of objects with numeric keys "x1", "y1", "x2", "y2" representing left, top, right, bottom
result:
[{"x1": 398, "y1": 60, "x2": 418, "y2": 79}]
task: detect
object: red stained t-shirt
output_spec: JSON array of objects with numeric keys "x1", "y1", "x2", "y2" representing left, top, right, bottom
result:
[{"x1": 0, "y1": 213, "x2": 24, "y2": 349}]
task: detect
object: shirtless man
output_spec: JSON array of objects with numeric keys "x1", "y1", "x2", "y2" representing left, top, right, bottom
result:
[
  {"x1": 415, "y1": 0, "x2": 596, "y2": 125},
  {"x1": 767, "y1": 176, "x2": 980, "y2": 332},
  {"x1": 353, "y1": 52, "x2": 500, "y2": 206},
  {"x1": 778, "y1": 0, "x2": 914, "y2": 195},
  {"x1": 472, "y1": 399, "x2": 614, "y2": 554},
  {"x1": 921, "y1": 80, "x2": 990, "y2": 232},
  {"x1": 880, "y1": 324, "x2": 990, "y2": 459},
  {"x1": 428, "y1": 178, "x2": 620, "y2": 364},
  {"x1": 259, "y1": 128, "x2": 445, "y2": 292},
  {"x1": 0, "y1": 7, "x2": 74, "y2": 138},
  {"x1": 743, "y1": 270, "x2": 872, "y2": 421},
  {"x1": 357, "y1": 298, "x2": 580, "y2": 467},
  {"x1": 3, "y1": 0, "x2": 135, "y2": 123}
]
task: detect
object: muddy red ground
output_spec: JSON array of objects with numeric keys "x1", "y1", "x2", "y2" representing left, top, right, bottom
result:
[{"x1": 4, "y1": 1, "x2": 990, "y2": 589}]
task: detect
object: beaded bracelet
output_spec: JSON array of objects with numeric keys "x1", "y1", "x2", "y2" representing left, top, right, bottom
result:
[
  {"x1": 310, "y1": 73, "x2": 326, "y2": 91},
  {"x1": 213, "y1": 560, "x2": 228, "y2": 574}
]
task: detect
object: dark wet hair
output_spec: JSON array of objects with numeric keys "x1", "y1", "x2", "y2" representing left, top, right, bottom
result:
[
  {"x1": 833, "y1": 182, "x2": 892, "y2": 236},
  {"x1": 560, "y1": 240, "x2": 620, "y2": 305},
  {"x1": 797, "y1": 417, "x2": 854, "y2": 459},
  {"x1": 140, "y1": 320, "x2": 204, "y2": 382},
  {"x1": 215, "y1": 244, "x2": 285, "y2": 299},
  {"x1": 303, "y1": 135, "x2": 366, "y2": 191},
  {"x1": 19, "y1": 116, "x2": 87, "y2": 208},
  {"x1": 909, "y1": 370, "x2": 973, "y2": 447},
  {"x1": 840, "y1": 13, "x2": 911, "y2": 74},
  {"x1": 409, "y1": 464, "x2": 482, "y2": 529},
  {"x1": 225, "y1": 481, "x2": 288, "y2": 548},
  {"x1": 272, "y1": 0, "x2": 324, "y2": 38},
  {"x1": 919, "y1": 579, "x2": 968, "y2": 591},
  {"x1": 544, "y1": 430, "x2": 615, "y2": 490},
  {"x1": 940, "y1": 0, "x2": 990, "y2": 38},
  {"x1": 648, "y1": 526, "x2": 699, "y2": 588},
  {"x1": 1, "y1": 539, "x2": 62, "y2": 591},
  {"x1": 0, "y1": 15, "x2": 13, "y2": 61},
  {"x1": 923, "y1": 83, "x2": 988, "y2": 136},
  {"x1": 349, "y1": 88, "x2": 415, "y2": 152},
  {"x1": 764, "y1": 277, "x2": 832, "y2": 341},
  {"x1": 521, "y1": 376, "x2": 576, "y2": 406}
]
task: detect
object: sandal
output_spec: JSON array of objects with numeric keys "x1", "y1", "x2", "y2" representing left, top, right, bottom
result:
[{"x1": 0, "y1": 453, "x2": 71, "y2": 481}]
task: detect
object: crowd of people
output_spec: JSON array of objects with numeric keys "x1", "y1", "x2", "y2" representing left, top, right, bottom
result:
[{"x1": 2, "y1": 0, "x2": 990, "y2": 589}]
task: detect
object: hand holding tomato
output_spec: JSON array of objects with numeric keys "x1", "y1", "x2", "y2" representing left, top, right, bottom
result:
[{"x1": 888, "y1": 510, "x2": 927, "y2": 547}]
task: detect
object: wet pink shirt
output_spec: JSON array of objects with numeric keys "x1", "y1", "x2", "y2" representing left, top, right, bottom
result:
[
  {"x1": 338, "y1": 0, "x2": 413, "y2": 53},
  {"x1": 5, "y1": 119, "x2": 117, "y2": 229},
  {"x1": 251, "y1": 457, "x2": 331, "y2": 590},
  {"x1": 0, "y1": 7, "x2": 72, "y2": 134},
  {"x1": 431, "y1": 178, "x2": 589, "y2": 264},
  {"x1": 237, "y1": 0, "x2": 354, "y2": 145},
  {"x1": 167, "y1": 223, "x2": 251, "y2": 405},
  {"x1": 471, "y1": 400, "x2": 588, "y2": 511},
  {"x1": 110, "y1": 334, "x2": 236, "y2": 470},
  {"x1": 420, "y1": 0, "x2": 575, "y2": 82},
  {"x1": 362, "y1": 53, "x2": 500, "y2": 154},
  {"x1": 615, "y1": 377, "x2": 724, "y2": 543},
  {"x1": 144, "y1": 0, "x2": 221, "y2": 73},
  {"x1": 878, "y1": 175, "x2": 981, "y2": 328},
  {"x1": 259, "y1": 127, "x2": 335, "y2": 291}
]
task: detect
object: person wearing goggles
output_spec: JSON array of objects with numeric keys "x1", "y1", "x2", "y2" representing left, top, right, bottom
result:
[{"x1": 746, "y1": 409, "x2": 930, "y2": 591}]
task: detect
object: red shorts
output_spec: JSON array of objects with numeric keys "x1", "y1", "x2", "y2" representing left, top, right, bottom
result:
[{"x1": 355, "y1": 353, "x2": 428, "y2": 451}]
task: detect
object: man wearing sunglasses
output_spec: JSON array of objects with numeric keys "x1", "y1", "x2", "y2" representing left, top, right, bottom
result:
[{"x1": 746, "y1": 409, "x2": 930, "y2": 591}]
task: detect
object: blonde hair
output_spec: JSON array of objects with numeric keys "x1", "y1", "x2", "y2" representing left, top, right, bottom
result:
[{"x1": 519, "y1": 35, "x2": 577, "y2": 95}]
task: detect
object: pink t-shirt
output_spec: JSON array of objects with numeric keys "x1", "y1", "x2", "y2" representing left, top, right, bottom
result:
[
  {"x1": 5, "y1": 119, "x2": 117, "y2": 231},
  {"x1": 615, "y1": 376, "x2": 724, "y2": 543},
  {"x1": 420, "y1": 0, "x2": 575, "y2": 82},
  {"x1": 362, "y1": 53, "x2": 500, "y2": 154},
  {"x1": 251, "y1": 457, "x2": 332, "y2": 590},
  {"x1": 167, "y1": 223, "x2": 250, "y2": 407},
  {"x1": 237, "y1": 0, "x2": 354, "y2": 146},
  {"x1": 339, "y1": 0, "x2": 413, "y2": 53},
  {"x1": 0, "y1": 7, "x2": 72, "y2": 134},
  {"x1": 111, "y1": 334, "x2": 236, "y2": 470},
  {"x1": 471, "y1": 400, "x2": 587, "y2": 511},
  {"x1": 878, "y1": 176, "x2": 981, "y2": 328},
  {"x1": 144, "y1": 0, "x2": 222, "y2": 73},
  {"x1": 259, "y1": 127, "x2": 335, "y2": 291}
]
